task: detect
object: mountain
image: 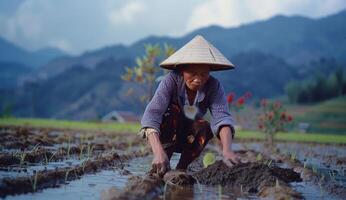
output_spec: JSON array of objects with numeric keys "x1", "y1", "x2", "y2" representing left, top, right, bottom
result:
[
  {"x1": 0, "y1": 61, "x2": 32, "y2": 89},
  {"x1": 35, "y1": 10, "x2": 346, "y2": 80},
  {"x1": 1, "y1": 10, "x2": 346, "y2": 120},
  {"x1": 0, "y1": 37, "x2": 67, "y2": 68}
]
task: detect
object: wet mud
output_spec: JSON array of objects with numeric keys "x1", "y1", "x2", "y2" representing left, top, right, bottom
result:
[{"x1": 193, "y1": 161, "x2": 302, "y2": 198}]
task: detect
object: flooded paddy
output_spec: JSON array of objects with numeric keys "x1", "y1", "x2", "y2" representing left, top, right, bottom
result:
[{"x1": 0, "y1": 126, "x2": 345, "y2": 199}]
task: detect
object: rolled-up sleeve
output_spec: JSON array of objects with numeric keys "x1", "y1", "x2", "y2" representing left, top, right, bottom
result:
[
  {"x1": 209, "y1": 80, "x2": 235, "y2": 138},
  {"x1": 140, "y1": 73, "x2": 174, "y2": 134}
]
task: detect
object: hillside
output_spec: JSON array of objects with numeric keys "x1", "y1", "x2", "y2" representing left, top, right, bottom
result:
[
  {"x1": 1, "y1": 10, "x2": 346, "y2": 120},
  {"x1": 0, "y1": 37, "x2": 66, "y2": 68},
  {"x1": 288, "y1": 96, "x2": 346, "y2": 134}
]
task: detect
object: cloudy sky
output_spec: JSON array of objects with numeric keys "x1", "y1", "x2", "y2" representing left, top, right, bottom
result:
[{"x1": 0, "y1": 0, "x2": 345, "y2": 55}]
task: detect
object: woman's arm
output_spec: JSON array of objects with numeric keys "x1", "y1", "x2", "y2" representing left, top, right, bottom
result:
[
  {"x1": 219, "y1": 126, "x2": 239, "y2": 166},
  {"x1": 147, "y1": 131, "x2": 170, "y2": 176}
]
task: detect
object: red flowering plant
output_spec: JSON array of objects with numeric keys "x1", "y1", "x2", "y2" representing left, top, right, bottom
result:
[
  {"x1": 226, "y1": 92, "x2": 252, "y2": 125},
  {"x1": 258, "y1": 99, "x2": 293, "y2": 145}
]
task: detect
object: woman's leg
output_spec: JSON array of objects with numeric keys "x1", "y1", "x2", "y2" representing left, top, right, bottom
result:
[{"x1": 176, "y1": 119, "x2": 213, "y2": 170}]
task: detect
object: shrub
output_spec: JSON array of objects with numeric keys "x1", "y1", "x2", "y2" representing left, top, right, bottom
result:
[{"x1": 257, "y1": 99, "x2": 293, "y2": 145}]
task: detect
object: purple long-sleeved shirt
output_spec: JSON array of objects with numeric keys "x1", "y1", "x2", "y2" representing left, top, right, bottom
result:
[{"x1": 141, "y1": 70, "x2": 235, "y2": 137}]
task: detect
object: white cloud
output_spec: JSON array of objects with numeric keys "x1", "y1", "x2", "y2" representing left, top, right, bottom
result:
[
  {"x1": 109, "y1": 1, "x2": 146, "y2": 25},
  {"x1": 186, "y1": 0, "x2": 346, "y2": 32},
  {"x1": 0, "y1": 0, "x2": 345, "y2": 54}
]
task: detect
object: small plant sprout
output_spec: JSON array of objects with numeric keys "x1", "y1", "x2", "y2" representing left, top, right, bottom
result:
[
  {"x1": 193, "y1": 176, "x2": 203, "y2": 194},
  {"x1": 256, "y1": 153, "x2": 262, "y2": 161},
  {"x1": 329, "y1": 171, "x2": 336, "y2": 181},
  {"x1": 275, "y1": 178, "x2": 280, "y2": 189},
  {"x1": 203, "y1": 152, "x2": 216, "y2": 168},
  {"x1": 79, "y1": 145, "x2": 85, "y2": 160},
  {"x1": 29, "y1": 170, "x2": 38, "y2": 191},
  {"x1": 65, "y1": 170, "x2": 71, "y2": 183},
  {"x1": 44, "y1": 151, "x2": 58, "y2": 165},
  {"x1": 218, "y1": 185, "x2": 222, "y2": 200},
  {"x1": 19, "y1": 152, "x2": 26, "y2": 168},
  {"x1": 240, "y1": 185, "x2": 243, "y2": 194},
  {"x1": 81, "y1": 160, "x2": 86, "y2": 173},
  {"x1": 267, "y1": 159, "x2": 273, "y2": 167},
  {"x1": 86, "y1": 142, "x2": 94, "y2": 160},
  {"x1": 30, "y1": 143, "x2": 40, "y2": 153},
  {"x1": 67, "y1": 137, "x2": 71, "y2": 158},
  {"x1": 127, "y1": 138, "x2": 133, "y2": 151},
  {"x1": 312, "y1": 165, "x2": 318, "y2": 174},
  {"x1": 290, "y1": 152, "x2": 297, "y2": 161},
  {"x1": 319, "y1": 182, "x2": 323, "y2": 197}
]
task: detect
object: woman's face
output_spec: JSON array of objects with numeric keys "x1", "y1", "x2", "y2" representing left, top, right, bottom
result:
[{"x1": 181, "y1": 65, "x2": 210, "y2": 91}]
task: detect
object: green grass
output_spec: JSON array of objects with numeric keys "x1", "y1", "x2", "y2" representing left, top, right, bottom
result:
[
  {"x1": 0, "y1": 117, "x2": 141, "y2": 133},
  {"x1": 1, "y1": 117, "x2": 346, "y2": 144},
  {"x1": 287, "y1": 96, "x2": 346, "y2": 134},
  {"x1": 237, "y1": 130, "x2": 346, "y2": 144}
]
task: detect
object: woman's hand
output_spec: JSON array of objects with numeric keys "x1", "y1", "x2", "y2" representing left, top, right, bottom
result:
[
  {"x1": 147, "y1": 131, "x2": 170, "y2": 176},
  {"x1": 151, "y1": 150, "x2": 170, "y2": 177},
  {"x1": 222, "y1": 150, "x2": 240, "y2": 167},
  {"x1": 219, "y1": 126, "x2": 240, "y2": 167}
]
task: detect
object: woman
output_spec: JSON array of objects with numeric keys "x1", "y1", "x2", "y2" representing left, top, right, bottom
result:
[{"x1": 140, "y1": 35, "x2": 239, "y2": 176}]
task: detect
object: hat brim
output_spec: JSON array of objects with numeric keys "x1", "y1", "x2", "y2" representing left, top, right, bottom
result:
[{"x1": 160, "y1": 62, "x2": 235, "y2": 71}]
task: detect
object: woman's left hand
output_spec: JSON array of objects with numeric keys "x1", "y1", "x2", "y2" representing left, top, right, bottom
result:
[{"x1": 222, "y1": 151, "x2": 240, "y2": 167}]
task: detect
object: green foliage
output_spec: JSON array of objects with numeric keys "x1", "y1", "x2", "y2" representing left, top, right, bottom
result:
[
  {"x1": 291, "y1": 96, "x2": 346, "y2": 134},
  {"x1": 203, "y1": 152, "x2": 216, "y2": 168},
  {"x1": 285, "y1": 69, "x2": 346, "y2": 104},
  {"x1": 121, "y1": 43, "x2": 175, "y2": 108}
]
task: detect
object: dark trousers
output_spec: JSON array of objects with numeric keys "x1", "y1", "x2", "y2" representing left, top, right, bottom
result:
[{"x1": 159, "y1": 103, "x2": 213, "y2": 169}]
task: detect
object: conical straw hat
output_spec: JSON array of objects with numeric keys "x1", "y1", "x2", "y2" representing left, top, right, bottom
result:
[{"x1": 160, "y1": 35, "x2": 235, "y2": 71}]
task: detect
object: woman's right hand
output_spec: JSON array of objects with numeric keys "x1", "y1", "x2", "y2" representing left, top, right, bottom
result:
[{"x1": 151, "y1": 150, "x2": 170, "y2": 177}]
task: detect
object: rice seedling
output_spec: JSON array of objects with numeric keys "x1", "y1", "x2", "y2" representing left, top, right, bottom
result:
[
  {"x1": 319, "y1": 182, "x2": 323, "y2": 197},
  {"x1": 64, "y1": 170, "x2": 71, "y2": 183},
  {"x1": 256, "y1": 153, "x2": 262, "y2": 161},
  {"x1": 329, "y1": 171, "x2": 335, "y2": 181},
  {"x1": 275, "y1": 178, "x2": 280, "y2": 189},
  {"x1": 290, "y1": 152, "x2": 296, "y2": 161},
  {"x1": 29, "y1": 171, "x2": 38, "y2": 191},
  {"x1": 312, "y1": 165, "x2": 318, "y2": 174},
  {"x1": 30, "y1": 144, "x2": 40, "y2": 154},
  {"x1": 193, "y1": 176, "x2": 203, "y2": 194},
  {"x1": 66, "y1": 137, "x2": 71, "y2": 158},
  {"x1": 79, "y1": 145, "x2": 85, "y2": 160},
  {"x1": 218, "y1": 184, "x2": 222, "y2": 200},
  {"x1": 203, "y1": 152, "x2": 216, "y2": 168},
  {"x1": 267, "y1": 159, "x2": 273, "y2": 167},
  {"x1": 19, "y1": 152, "x2": 26, "y2": 168},
  {"x1": 86, "y1": 142, "x2": 94, "y2": 160},
  {"x1": 44, "y1": 151, "x2": 58, "y2": 165}
]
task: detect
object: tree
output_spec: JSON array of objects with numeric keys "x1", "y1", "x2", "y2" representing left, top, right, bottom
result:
[{"x1": 121, "y1": 43, "x2": 175, "y2": 109}]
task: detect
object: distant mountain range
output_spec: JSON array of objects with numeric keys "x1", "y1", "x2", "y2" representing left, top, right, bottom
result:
[
  {"x1": 0, "y1": 37, "x2": 67, "y2": 68},
  {"x1": 0, "y1": 10, "x2": 345, "y2": 120}
]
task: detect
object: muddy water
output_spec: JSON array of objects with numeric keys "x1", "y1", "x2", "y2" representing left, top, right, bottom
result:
[
  {"x1": 3, "y1": 153, "x2": 256, "y2": 200},
  {"x1": 1, "y1": 126, "x2": 345, "y2": 200},
  {"x1": 3, "y1": 156, "x2": 146, "y2": 200},
  {"x1": 238, "y1": 142, "x2": 346, "y2": 182}
]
